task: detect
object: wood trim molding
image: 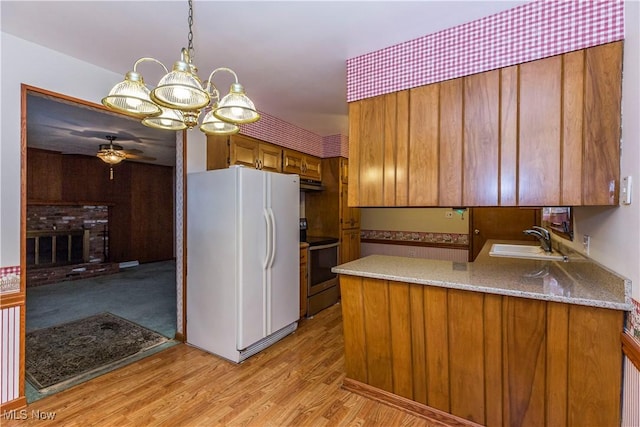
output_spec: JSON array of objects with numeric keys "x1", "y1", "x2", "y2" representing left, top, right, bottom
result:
[
  {"x1": 180, "y1": 130, "x2": 188, "y2": 342},
  {"x1": 0, "y1": 293, "x2": 25, "y2": 309},
  {"x1": 361, "y1": 238, "x2": 469, "y2": 250},
  {"x1": 0, "y1": 396, "x2": 27, "y2": 412},
  {"x1": 622, "y1": 332, "x2": 640, "y2": 371},
  {"x1": 342, "y1": 378, "x2": 483, "y2": 427}
]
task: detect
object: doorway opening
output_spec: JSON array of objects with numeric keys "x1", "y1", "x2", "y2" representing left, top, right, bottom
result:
[{"x1": 21, "y1": 85, "x2": 185, "y2": 402}]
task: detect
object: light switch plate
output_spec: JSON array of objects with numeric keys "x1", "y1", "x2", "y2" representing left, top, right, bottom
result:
[{"x1": 621, "y1": 176, "x2": 632, "y2": 205}]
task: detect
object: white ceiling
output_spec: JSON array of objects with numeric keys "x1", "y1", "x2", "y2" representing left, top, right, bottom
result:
[{"x1": 2, "y1": 0, "x2": 526, "y2": 164}]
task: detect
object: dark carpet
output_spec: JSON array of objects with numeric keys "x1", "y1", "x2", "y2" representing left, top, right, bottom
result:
[{"x1": 26, "y1": 312, "x2": 168, "y2": 392}]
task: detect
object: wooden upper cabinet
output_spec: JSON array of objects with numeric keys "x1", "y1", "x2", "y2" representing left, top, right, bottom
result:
[
  {"x1": 463, "y1": 70, "x2": 500, "y2": 206},
  {"x1": 409, "y1": 84, "x2": 440, "y2": 206},
  {"x1": 439, "y1": 79, "x2": 464, "y2": 206},
  {"x1": 346, "y1": 42, "x2": 622, "y2": 207},
  {"x1": 561, "y1": 50, "x2": 585, "y2": 205},
  {"x1": 282, "y1": 149, "x2": 322, "y2": 181},
  {"x1": 231, "y1": 135, "x2": 259, "y2": 168},
  {"x1": 207, "y1": 134, "x2": 282, "y2": 172},
  {"x1": 348, "y1": 91, "x2": 409, "y2": 207},
  {"x1": 518, "y1": 55, "x2": 562, "y2": 206},
  {"x1": 258, "y1": 143, "x2": 283, "y2": 173},
  {"x1": 358, "y1": 95, "x2": 386, "y2": 206},
  {"x1": 500, "y1": 66, "x2": 518, "y2": 206},
  {"x1": 583, "y1": 41, "x2": 622, "y2": 205},
  {"x1": 303, "y1": 155, "x2": 322, "y2": 181}
]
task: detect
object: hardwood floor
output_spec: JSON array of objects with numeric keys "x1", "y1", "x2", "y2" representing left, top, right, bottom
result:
[{"x1": 4, "y1": 304, "x2": 440, "y2": 426}]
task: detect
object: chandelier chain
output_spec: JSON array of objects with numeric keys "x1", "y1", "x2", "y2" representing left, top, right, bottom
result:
[{"x1": 187, "y1": 0, "x2": 194, "y2": 61}]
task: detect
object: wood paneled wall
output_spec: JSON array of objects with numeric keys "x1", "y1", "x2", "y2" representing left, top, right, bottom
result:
[
  {"x1": 340, "y1": 275, "x2": 624, "y2": 427},
  {"x1": 27, "y1": 148, "x2": 174, "y2": 263}
]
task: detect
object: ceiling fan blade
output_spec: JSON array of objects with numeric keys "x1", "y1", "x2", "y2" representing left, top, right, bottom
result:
[
  {"x1": 125, "y1": 153, "x2": 157, "y2": 161},
  {"x1": 122, "y1": 148, "x2": 144, "y2": 155}
]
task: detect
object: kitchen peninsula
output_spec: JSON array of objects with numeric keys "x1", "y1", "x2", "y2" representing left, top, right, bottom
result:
[{"x1": 333, "y1": 240, "x2": 631, "y2": 427}]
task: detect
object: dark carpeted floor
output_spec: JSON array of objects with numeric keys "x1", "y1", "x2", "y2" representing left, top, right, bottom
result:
[{"x1": 25, "y1": 260, "x2": 177, "y2": 402}]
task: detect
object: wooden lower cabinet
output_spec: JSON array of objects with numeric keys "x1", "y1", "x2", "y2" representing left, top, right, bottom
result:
[
  {"x1": 339, "y1": 275, "x2": 623, "y2": 427},
  {"x1": 299, "y1": 245, "x2": 308, "y2": 318}
]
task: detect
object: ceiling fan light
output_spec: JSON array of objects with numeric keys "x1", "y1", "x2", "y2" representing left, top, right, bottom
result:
[
  {"x1": 97, "y1": 143, "x2": 127, "y2": 165},
  {"x1": 101, "y1": 71, "x2": 162, "y2": 117},
  {"x1": 200, "y1": 109, "x2": 240, "y2": 135},
  {"x1": 142, "y1": 107, "x2": 188, "y2": 131},
  {"x1": 150, "y1": 57, "x2": 210, "y2": 111},
  {"x1": 213, "y1": 83, "x2": 260, "y2": 124}
]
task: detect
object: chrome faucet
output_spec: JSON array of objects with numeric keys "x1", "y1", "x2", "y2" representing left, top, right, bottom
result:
[{"x1": 523, "y1": 226, "x2": 552, "y2": 253}]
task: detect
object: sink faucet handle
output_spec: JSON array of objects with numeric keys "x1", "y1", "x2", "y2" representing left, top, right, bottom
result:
[{"x1": 531, "y1": 226, "x2": 550, "y2": 240}]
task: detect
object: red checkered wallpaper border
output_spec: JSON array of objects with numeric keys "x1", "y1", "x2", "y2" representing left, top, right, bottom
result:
[
  {"x1": 240, "y1": 111, "x2": 325, "y2": 157},
  {"x1": 0, "y1": 266, "x2": 21, "y2": 293},
  {"x1": 347, "y1": 0, "x2": 624, "y2": 102},
  {"x1": 239, "y1": 111, "x2": 349, "y2": 158}
]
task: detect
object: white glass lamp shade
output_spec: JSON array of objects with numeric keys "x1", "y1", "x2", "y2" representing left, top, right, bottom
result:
[
  {"x1": 213, "y1": 83, "x2": 260, "y2": 124},
  {"x1": 200, "y1": 109, "x2": 240, "y2": 135},
  {"x1": 101, "y1": 71, "x2": 161, "y2": 118},
  {"x1": 142, "y1": 107, "x2": 187, "y2": 131},
  {"x1": 97, "y1": 144, "x2": 127, "y2": 165},
  {"x1": 150, "y1": 60, "x2": 210, "y2": 111}
]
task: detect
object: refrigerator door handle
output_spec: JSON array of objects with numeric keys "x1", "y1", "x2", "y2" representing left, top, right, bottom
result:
[
  {"x1": 263, "y1": 208, "x2": 273, "y2": 269},
  {"x1": 267, "y1": 208, "x2": 277, "y2": 268}
]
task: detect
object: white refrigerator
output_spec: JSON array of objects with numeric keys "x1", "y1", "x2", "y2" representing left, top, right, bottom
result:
[{"x1": 186, "y1": 166, "x2": 299, "y2": 363}]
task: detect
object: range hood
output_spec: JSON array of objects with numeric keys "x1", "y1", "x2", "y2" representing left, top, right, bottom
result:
[{"x1": 299, "y1": 179, "x2": 324, "y2": 191}]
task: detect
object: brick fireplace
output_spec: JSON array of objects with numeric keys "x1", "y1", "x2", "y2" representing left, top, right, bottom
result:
[{"x1": 26, "y1": 204, "x2": 119, "y2": 286}]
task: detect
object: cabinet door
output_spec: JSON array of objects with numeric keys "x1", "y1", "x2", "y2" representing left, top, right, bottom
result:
[
  {"x1": 408, "y1": 84, "x2": 439, "y2": 206},
  {"x1": 463, "y1": 70, "x2": 500, "y2": 206},
  {"x1": 518, "y1": 55, "x2": 562, "y2": 206},
  {"x1": 561, "y1": 50, "x2": 585, "y2": 205},
  {"x1": 206, "y1": 135, "x2": 231, "y2": 170},
  {"x1": 341, "y1": 158, "x2": 349, "y2": 184},
  {"x1": 303, "y1": 155, "x2": 322, "y2": 181},
  {"x1": 230, "y1": 135, "x2": 258, "y2": 168},
  {"x1": 438, "y1": 78, "x2": 463, "y2": 206},
  {"x1": 583, "y1": 41, "x2": 622, "y2": 205},
  {"x1": 340, "y1": 228, "x2": 361, "y2": 264},
  {"x1": 259, "y1": 143, "x2": 282, "y2": 172},
  {"x1": 282, "y1": 149, "x2": 304, "y2": 175},
  {"x1": 359, "y1": 95, "x2": 386, "y2": 206},
  {"x1": 341, "y1": 183, "x2": 360, "y2": 229}
]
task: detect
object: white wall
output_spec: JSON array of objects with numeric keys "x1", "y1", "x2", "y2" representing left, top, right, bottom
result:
[
  {"x1": 568, "y1": 1, "x2": 640, "y2": 301},
  {"x1": 0, "y1": 32, "x2": 125, "y2": 267},
  {"x1": 186, "y1": 131, "x2": 206, "y2": 173}
]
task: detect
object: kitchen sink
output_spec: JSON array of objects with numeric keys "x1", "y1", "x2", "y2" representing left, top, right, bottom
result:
[{"x1": 489, "y1": 244, "x2": 567, "y2": 261}]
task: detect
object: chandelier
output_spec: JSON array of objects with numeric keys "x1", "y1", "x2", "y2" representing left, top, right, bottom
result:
[{"x1": 101, "y1": 0, "x2": 259, "y2": 135}]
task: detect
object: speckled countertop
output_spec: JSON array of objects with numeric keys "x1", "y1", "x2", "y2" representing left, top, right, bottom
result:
[{"x1": 332, "y1": 239, "x2": 632, "y2": 311}]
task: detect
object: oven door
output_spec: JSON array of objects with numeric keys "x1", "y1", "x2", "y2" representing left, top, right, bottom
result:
[{"x1": 307, "y1": 242, "x2": 339, "y2": 296}]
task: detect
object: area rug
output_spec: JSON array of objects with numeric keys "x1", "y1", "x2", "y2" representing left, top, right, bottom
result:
[{"x1": 26, "y1": 312, "x2": 168, "y2": 392}]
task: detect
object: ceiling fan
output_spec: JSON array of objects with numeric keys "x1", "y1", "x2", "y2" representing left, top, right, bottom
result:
[{"x1": 97, "y1": 135, "x2": 156, "y2": 179}]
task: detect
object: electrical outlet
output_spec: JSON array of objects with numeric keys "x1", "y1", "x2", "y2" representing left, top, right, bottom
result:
[
  {"x1": 583, "y1": 235, "x2": 591, "y2": 255},
  {"x1": 445, "y1": 211, "x2": 454, "y2": 219},
  {"x1": 408, "y1": 249, "x2": 416, "y2": 258}
]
